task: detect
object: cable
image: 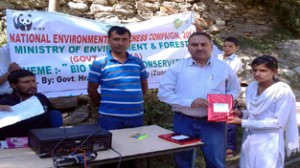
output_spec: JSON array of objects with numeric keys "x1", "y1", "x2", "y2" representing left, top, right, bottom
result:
[
  {"x1": 76, "y1": 125, "x2": 102, "y2": 149},
  {"x1": 53, "y1": 150, "x2": 98, "y2": 168},
  {"x1": 53, "y1": 125, "x2": 101, "y2": 168},
  {"x1": 52, "y1": 126, "x2": 68, "y2": 168},
  {"x1": 70, "y1": 148, "x2": 87, "y2": 168},
  {"x1": 111, "y1": 147, "x2": 122, "y2": 168},
  {"x1": 53, "y1": 155, "x2": 79, "y2": 167},
  {"x1": 69, "y1": 126, "x2": 101, "y2": 167}
]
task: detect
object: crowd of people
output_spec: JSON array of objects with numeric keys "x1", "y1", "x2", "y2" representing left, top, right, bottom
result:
[{"x1": 0, "y1": 25, "x2": 299, "y2": 168}]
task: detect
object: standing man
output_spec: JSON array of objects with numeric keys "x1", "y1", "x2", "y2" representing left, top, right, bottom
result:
[
  {"x1": 0, "y1": 69, "x2": 63, "y2": 139},
  {"x1": 0, "y1": 44, "x2": 20, "y2": 97},
  {"x1": 87, "y1": 26, "x2": 148, "y2": 130},
  {"x1": 158, "y1": 32, "x2": 241, "y2": 168}
]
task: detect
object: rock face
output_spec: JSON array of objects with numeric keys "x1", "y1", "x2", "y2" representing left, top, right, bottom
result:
[
  {"x1": 0, "y1": 0, "x2": 285, "y2": 38},
  {"x1": 0, "y1": 0, "x2": 299, "y2": 124}
]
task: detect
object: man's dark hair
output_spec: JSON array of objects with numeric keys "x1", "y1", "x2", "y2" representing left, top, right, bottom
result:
[
  {"x1": 188, "y1": 32, "x2": 212, "y2": 42},
  {"x1": 8, "y1": 69, "x2": 35, "y2": 84},
  {"x1": 224, "y1": 36, "x2": 239, "y2": 46},
  {"x1": 107, "y1": 26, "x2": 131, "y2": 38}
]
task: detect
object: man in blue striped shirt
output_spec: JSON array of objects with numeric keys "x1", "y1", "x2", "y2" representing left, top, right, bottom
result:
[{"x1": 87, "y1": 26, "x2": 148, "y2": 131}]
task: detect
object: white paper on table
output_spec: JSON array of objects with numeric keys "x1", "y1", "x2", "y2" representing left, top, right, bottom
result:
[{"x1": 0, "y1": 96, "x2": 45, "y2": 128}]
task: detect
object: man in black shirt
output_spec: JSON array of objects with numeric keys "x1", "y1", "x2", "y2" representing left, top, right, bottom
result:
[{"x1": 0, "y1": 69, "x2": 62, "y2": 139}]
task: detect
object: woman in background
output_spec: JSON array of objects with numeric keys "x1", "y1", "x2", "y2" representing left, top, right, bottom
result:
[{"x1": 228, "y1": 55, "x2": 299, "y2": 168}]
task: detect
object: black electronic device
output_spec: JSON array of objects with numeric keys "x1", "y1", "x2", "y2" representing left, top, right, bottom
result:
[{"x1": 28, "y1": 124, "x2": 112, "y2": 157}]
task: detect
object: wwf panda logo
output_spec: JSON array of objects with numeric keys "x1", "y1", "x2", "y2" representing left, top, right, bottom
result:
[{"x1": 13, "y1": 13, "x2": 33, "y2": 31}]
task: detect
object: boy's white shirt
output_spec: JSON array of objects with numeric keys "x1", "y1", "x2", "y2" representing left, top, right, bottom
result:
[{"x1": 217, "y1": 53, "x2": 243, "y2": 74}]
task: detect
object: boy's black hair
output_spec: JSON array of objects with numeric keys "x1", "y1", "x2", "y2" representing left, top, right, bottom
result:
[
  {"x1": 8, "y1": 69, "x2": 35, "y2": 84},
  {"x1": 224, "y1": 36, "x2": 239, "y2": 46}
]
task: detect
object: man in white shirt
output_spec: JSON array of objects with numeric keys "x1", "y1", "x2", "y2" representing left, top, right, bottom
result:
[
  {"x1": 0, "y1": 44, "x2": 20, "y2": 97},
  {"x1": 158, "y1": 32, "x2": 241, "y2": 168}
]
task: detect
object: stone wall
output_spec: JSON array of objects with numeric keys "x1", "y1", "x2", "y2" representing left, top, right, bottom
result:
[
  {"x1": 0, "y1": 0, "x2": 282, "y2": 38},
  {"x1": 1, "y1": 0, "x2": 300, "y2": 124}
]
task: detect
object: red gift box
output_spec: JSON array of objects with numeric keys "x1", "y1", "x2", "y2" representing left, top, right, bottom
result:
[
  {"x1": 207, "y1": 94, "x2": 233, "y2": 122},
  {"x1": 158, "y1": 133, "x2": 202, "y2": 145}
]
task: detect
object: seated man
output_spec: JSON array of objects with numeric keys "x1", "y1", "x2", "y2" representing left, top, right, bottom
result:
[{"x1": 0, "y1": 69, "x2": 63, "y2": 140}]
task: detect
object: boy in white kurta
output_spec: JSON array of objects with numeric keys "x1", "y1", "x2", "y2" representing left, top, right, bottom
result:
[{"x1": 228, "y1": 55, "x2": 299, "y2": 168}]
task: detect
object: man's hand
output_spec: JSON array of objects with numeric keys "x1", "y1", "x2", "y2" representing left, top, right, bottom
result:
[
  {"x1": 0, "y1": 105, "x2": 12, "y2": 112},
  {"x1": 191, "y1": 98, "x2": 208, "y2": 108},
  {"x1": 8, "y1": 62, "x2": 20, "y2": 72}
]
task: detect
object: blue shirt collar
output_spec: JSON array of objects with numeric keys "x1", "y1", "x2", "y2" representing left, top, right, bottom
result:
[{"x1": 106, "y1": 50, "x2": 134, "y2": 61}]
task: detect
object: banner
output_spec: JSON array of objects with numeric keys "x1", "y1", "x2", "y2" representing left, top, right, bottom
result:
[{"x1": 6, "y1": 9, "x2": 195, "y2": 97}]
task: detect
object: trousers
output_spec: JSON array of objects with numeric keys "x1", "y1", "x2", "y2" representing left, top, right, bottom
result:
[{"x1": 173, "y1": 112, "x2": 226, "y2": 168}]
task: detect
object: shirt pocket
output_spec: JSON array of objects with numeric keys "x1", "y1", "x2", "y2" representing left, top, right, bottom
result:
[{"x1": 207, "y1": 74, "x2": 226, "y2": 94}]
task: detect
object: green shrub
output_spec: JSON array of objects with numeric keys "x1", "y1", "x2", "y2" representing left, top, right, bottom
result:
[
  {"x1": 278, "y1": 2, "x2": 300, "y2": 37},
  {"x1": 0, "y1": 33, "x2": 7, "y2": 47},
  {"x1": 144, "y1": 89, "x2": 173, "y2": 129},
  {"x1": 289, "y1": 6, "x2": 300, "y2": 36}
]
